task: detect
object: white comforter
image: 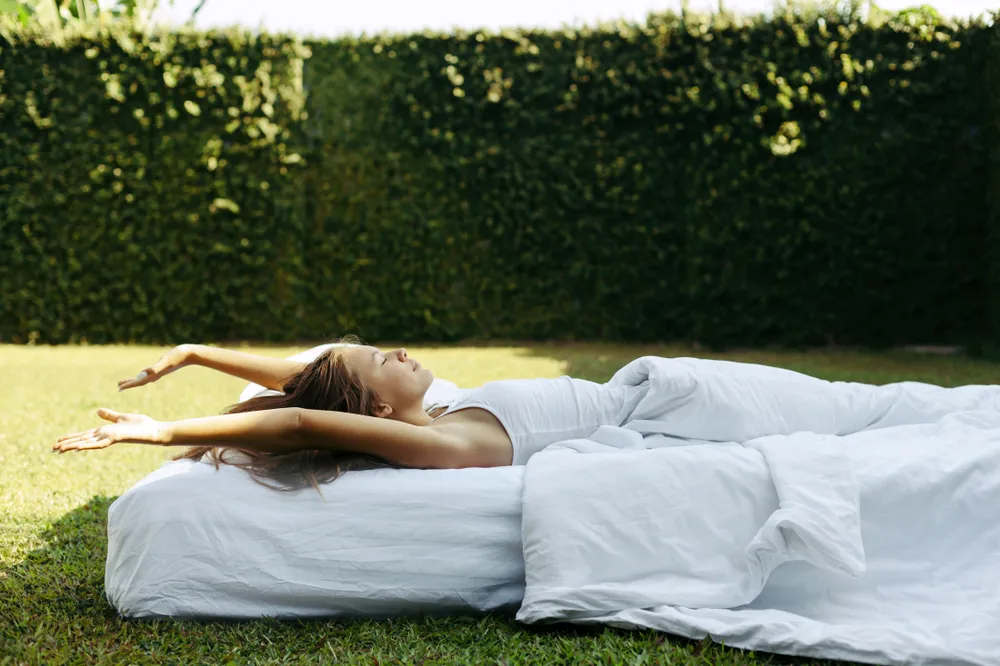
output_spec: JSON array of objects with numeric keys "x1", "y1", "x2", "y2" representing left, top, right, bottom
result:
[{"x1": 516, "y1": 357, "x2": 1000, "y2": 666}]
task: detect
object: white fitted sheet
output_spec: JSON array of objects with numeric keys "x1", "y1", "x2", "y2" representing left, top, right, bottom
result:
[{"x1": 105, "y1": 459, "x2": 525, "y2": 618}]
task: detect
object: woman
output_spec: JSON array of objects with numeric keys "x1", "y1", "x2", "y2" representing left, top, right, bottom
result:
[{"x1": 54, "y1": 337, "x2": 647, "y2": 490}]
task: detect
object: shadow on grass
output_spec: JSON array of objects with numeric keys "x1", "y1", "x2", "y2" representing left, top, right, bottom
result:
[
  {"x1": 1, "y1": 497, "x2": 120, "y2": 660},
  {"x1": 2, "y1": 497, "x2": 120, "y2": 618}
]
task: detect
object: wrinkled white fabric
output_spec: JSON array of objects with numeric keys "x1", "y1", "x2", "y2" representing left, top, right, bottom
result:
[
  {"x1": 106, "y1": 461, "x2": 525, "y2": 619},
  {"x1": 518, "y1": 434, "x2": 863, "y2": 616},
  {"x1": 611, "y1": 355, "x2": 1000, "y2": 442},
  {"x1": 517, "y1": 356, "x2": 1000, "y2": 666}
]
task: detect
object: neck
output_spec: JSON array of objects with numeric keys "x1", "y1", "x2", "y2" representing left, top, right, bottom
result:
[{"x1": 392, "y1": 406, "x2": 434, "y2": 427}]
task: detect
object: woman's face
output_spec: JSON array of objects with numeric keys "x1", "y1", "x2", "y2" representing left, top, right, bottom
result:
[{"x1": 342, "y1": 345, "x2": 434, "y2": 416}]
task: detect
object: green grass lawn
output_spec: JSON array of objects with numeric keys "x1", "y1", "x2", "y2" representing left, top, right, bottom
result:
[{"x1": 2, "y1": 342, "x2": 998, "y2": 665}]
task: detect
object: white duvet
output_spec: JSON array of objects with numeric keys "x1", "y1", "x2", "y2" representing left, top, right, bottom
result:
[{"x1": 516, "y1": 357, "x2": 1000, "y2": 666}]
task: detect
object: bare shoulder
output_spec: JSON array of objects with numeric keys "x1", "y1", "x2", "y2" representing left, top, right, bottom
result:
[{"x1": 294, "y1": 408, "x2": 512, "y2": 470}]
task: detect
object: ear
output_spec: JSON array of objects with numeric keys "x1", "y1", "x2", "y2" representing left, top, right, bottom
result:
[{"x1": 373, "y1": 402, "x2": 393, "y2": 419}]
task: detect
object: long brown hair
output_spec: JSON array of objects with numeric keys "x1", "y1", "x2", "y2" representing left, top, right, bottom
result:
[{"x1": 174, "y1": 336, "x2": 399, "y2": 492}]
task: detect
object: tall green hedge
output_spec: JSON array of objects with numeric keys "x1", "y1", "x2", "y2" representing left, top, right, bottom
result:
[
  {"x1": 0, "y1": 25, "x2": 309, "y2": 343},
  {"x1": 1, "y1": 12, "x2": 996, "y2": 350},
  {"x1": 985, "y1": 18, "x2": 1000, "y2": 358},
  {"x1": 303, "y1": 15, "x2": 992, "y2": 348}
]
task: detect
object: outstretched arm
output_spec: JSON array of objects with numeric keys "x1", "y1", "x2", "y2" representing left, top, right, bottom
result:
[
  {"x1": 118, "y1": 344, "x2": 308, "y2": 393},
  {"x1": 186, "y1": 345, "x2": 308, "y2": 392},
  {"x1": 54, "y1": 407, "x2": 509, "y2": 470}
]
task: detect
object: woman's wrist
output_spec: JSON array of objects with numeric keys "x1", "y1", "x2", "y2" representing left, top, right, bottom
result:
[{"x1": 157, "y1": 421, "x2": 177, "y2": 445}]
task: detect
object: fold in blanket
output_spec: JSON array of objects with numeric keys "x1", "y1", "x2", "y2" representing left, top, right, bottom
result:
[
  {"x1": 518, "y1": 434, "x2": 863, "y2": 617},
  {"x1": 518, "y1": 356, "x2": 1000, "y2": 666}
]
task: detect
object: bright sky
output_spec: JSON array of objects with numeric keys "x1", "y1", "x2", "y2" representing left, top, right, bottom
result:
[{"x1": 153, "y1": 1, "x2": 996, "y2": 37}]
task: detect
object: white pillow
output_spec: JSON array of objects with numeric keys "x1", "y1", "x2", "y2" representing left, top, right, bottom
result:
[
  {"x1": 106, "y1": 460, "x2": 526, "y2": 619},
  {"x1": 238, "y1": 343, "x2": 465, "y2": 408}
]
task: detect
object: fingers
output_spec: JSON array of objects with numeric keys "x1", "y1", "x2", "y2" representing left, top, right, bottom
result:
[
  {"x1": 53, "y1": 428, "x2": 112, "y2": 453},
  {"x1": 97, "y1": 408, "x2": 123, "y2": 423},
  {"x1": 55, "y1": 413, "x2": 119, "y2": 453},
  {"x1": 54, "y1": 411, "x2": 121, "y2": 447},
  {"x1": 54, "y1": 407, "x2": 155, "y2": 453},
  {"x1": 57, "y1": 427, "x2": 99, "y2": 444},
  {"x1": 53, "y1": 435, "x2": 112, "y2": 453},
  {"x1": 118, "y1": 367, "x2": 154, "y2": 392},
  {"x1": 118, "y1": 352, "x2": 181, "y2": 391}
]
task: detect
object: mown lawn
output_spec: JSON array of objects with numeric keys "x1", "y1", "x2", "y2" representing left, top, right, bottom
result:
[{"x1": 2, "y1": 343, "x2": 998, "y2": 665}]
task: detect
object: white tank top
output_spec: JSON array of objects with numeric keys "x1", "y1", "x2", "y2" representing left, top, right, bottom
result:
[{"x1": 433, "y1": 376, "x2": 648, "y2": 465}]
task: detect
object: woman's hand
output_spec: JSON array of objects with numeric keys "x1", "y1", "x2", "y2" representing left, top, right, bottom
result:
[
  {"x1": 54, "y1": 409, "x2": 170, "y2": 453},
  {"x1": 117, "y1": 344, "x2": 196, "y2": 392}
]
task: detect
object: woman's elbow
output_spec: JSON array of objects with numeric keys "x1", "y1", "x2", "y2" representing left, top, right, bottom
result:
[{"x1": 285, "y1": 408, "x2": 307, "y2": 447}]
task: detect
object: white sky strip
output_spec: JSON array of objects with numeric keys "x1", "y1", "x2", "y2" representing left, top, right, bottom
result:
[{"x1": 152, "y1": 0, "x2": 997, "y2": 37}]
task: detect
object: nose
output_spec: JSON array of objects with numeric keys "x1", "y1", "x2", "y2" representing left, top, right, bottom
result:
[{"x1": 395, "y1": 348, "x2": 408, "y2": 361}]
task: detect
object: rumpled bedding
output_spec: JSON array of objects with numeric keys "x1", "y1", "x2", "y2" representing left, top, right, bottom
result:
[
  {"x1": 516, "y1": 356, "x2": 1000, "y2": 666},
  {"x1": 106, "y1": 353, "x2": 1000, "y2": 665}
]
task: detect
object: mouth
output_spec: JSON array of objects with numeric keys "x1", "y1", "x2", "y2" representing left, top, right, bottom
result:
[{"x1": 412, "y1": 361, "x2": 421, "y2": 372}]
